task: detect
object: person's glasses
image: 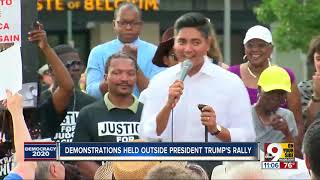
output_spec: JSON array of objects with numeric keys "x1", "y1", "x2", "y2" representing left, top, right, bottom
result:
[
  {"x1": 245, "y1": 42, "x2": 271, "y2": 49},
  {"x1": 116, "y1": 20, "x2": 142, "y2": 28},
  {"x1": 65, "y1": 60, "x2": 83, "y2": 69}
]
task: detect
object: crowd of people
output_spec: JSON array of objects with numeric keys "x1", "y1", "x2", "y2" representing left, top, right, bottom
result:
[{"x1": 1, "y1": 2, "x2": 320, "y2": 180}]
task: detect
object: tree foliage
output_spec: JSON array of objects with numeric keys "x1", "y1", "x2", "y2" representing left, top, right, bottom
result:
[{"x1": 255, "y1": 0, "x2": 320, "y2": 52}]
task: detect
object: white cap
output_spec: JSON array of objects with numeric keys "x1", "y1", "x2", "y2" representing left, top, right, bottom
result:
[
  {"x1": 38, "y1": 64, "x2": 49, "y2": 75},
  {"x1": 243, "y1": 25, "x2": 272, "y2": 45}
]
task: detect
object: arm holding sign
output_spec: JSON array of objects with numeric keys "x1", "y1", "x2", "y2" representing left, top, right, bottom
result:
[{"x1": 3, "y1": 90, "x2": 36, "y2": 180}]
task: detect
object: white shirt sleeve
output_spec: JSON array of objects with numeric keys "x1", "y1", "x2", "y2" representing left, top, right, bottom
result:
[
  {"x1": 226, "y1": 78, "x2": 256, "y2": 142},
  {"x1": 138, "y1": 81, "x2": 168, "y2": 141}
]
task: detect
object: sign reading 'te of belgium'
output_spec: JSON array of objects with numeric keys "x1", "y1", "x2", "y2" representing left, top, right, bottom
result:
[{"x1": 37, "y1": 0, "x2": 159, "y2": 11}]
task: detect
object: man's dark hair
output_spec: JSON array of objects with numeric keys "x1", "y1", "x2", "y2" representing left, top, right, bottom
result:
[
  {"x1": 303, "y1": 119, "x2": 320, "y2": 178},
  {"x1": 114, "y1": 2, "x2": 141, "y2": 20},
  {"x1": 174, "y1": 12, "x2": 211, "y2": 39},
  {"x1": 53, "y1": 44, "x2": 78, "y2": 57},
  {"x1": 104, "y1": 52, "x2": 138, "y2": 74}
]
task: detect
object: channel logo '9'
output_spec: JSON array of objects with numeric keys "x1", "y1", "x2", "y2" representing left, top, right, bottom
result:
[{"x1": 264, "y1": 143, "x2": 283, "y2": 162}]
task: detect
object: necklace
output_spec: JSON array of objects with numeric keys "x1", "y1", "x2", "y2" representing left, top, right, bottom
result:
[
  {"x1": 247, "y1": 61, "x2": 271, "y2": 78},
  {"x1": 247, "y1": 65, "x2": 257, "y2": 78}
]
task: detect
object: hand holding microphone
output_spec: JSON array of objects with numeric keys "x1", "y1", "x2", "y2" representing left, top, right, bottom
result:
[
  {"x1": 166, "y1": 60, "x2": 193, "y2": 108},
  {"x1": 167, "y1": 80, "x2": 184, "y2": 108}
]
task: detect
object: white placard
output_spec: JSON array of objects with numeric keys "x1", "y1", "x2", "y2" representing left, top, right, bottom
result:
[
  {"x1": 0, "y1": 0, "x2": 21, "y2": 46},
  {"x1": 0, "y1": 44, "x2": 22, "y2": 100}
]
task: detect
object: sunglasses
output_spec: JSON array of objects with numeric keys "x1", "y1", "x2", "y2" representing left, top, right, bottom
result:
[
  {"x1": 245, "y1": 42, "x2": 271, "y2": 49},
  {"x1": 65, "y1": 60, "x2": 83, "y2": 69},
  {"x1": 48, "y1": 60, "x2": 83, "y2": 72}
]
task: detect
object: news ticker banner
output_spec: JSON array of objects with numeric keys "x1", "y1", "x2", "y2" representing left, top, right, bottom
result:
[{"x1": 24, "y1": 142, "x2": 259, "y2": 161}]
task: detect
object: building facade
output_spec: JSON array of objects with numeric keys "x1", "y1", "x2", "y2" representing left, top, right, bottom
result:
[{"x1": 38, "y1": 0, "x2": 262, "y2": 66}]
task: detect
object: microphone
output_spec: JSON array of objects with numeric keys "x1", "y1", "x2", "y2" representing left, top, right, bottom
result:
[
  {"x1": 179, "y1": 59, "x2": 193, "y2": 81},
  {"x1": 171, "y1": 60, "x2": 192, "y2": 142}
]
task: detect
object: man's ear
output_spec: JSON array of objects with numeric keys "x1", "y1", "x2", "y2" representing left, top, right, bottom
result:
[
  {"x1": 49, "y1": 162, "x2": 57, "y2": 177},
  {"x1": 104, "y1": 73, "x2": 108, "y2": 80}
]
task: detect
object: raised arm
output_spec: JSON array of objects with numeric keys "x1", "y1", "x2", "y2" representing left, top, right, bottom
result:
[
  {"x1": 4, "y1": 91, "x2": 36, "y2": 179},
  {"x1": 28, "y1": 22, "x2": 74, "y2": 113}
]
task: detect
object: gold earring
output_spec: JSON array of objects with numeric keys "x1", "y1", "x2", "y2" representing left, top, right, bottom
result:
[{"x1": 243, "y1": 55, "x2": 247, "y2": 62}]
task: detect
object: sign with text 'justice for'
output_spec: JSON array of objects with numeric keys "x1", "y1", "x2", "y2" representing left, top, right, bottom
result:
[{"x1": 0, "y1": 0, "x2": 21, "y2": 46}]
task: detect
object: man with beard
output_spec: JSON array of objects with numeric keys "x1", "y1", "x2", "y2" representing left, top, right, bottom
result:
[
  {"x1": 253, "y1": 66, "x2": 298, "y2": 144},
  {"x1": 40, "y1": 45, "x2": 96, "y2": 142},
  {"x1": 73, "y1": 52, "x2": 143, "y2": 178}
]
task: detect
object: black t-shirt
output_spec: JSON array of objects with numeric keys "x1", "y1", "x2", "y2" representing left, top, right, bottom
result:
[
  {"x1": 38, "y1": 96, "x2": 67, "y2": 139},
  {"x1": 39, "y1": 89, "x2": 52, "y2": 105},
  {"x1": 73, "y1": 99, "x2": 143, "y2": 143},
  {"x1": 39, "y1": 89, "x2": 96, "y2": 141},
  {"x1": 53, "y1": 90, "x2": 96, "y2": 142}
]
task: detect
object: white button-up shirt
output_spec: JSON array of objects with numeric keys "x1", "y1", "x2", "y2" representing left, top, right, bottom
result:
[{"x1": 139, "y1": 58, "x2": 255, "y2": 142}]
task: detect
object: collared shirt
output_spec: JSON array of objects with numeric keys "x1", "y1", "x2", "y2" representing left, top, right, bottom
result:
[
  {"x1": 139, "y1": 57, "x2": 255, "y2": 142},
  {"x1": 104, "y1": 92, "x2": 139, "y2": 113},
  {"x1": 73, "y1": 93, "x2": 143, "y2": 143},
  {"x1": 86, "y1": 38, "x2": 164, "y2": 99}
]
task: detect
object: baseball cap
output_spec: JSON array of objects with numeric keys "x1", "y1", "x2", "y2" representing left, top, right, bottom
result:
[
  {"x1": 243, "y1": 25, "x2": 272, "y2": 45},
  {"x1": 258, "y1": 66, "x2": 291, "y2": 93},
  {"x1": 152, "y1": 27, "x2": 174, "y2": 67},
  {"x1": 38, "y1": 64, "x2": 49, "y2": 76}
]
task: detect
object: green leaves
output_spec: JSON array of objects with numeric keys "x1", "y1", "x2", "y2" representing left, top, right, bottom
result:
[{"x1": 254, "y1": 0, "x2": 320, "y2": 52}]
